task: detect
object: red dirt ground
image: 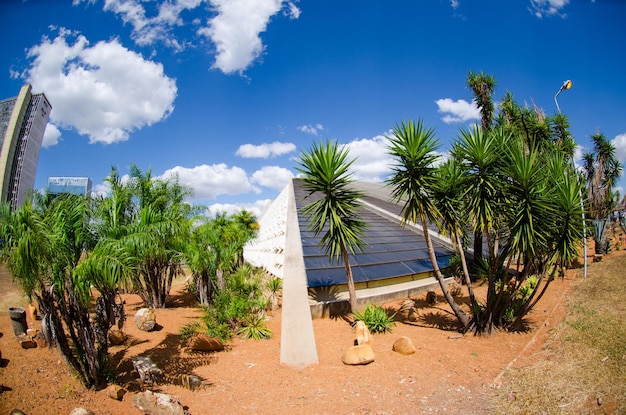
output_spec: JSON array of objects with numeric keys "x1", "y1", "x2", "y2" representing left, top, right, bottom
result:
[{"x1": 0, "y1": 257, "x2": 585, "y2": 415}]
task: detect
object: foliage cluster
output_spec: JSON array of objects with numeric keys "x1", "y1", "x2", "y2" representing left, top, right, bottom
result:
[
  {"x1": 0, "y1": 165, "x2": 260, "y2": 388},
  {"x1": 353, "y1": 304, "x2": 396, "y2": 334}
]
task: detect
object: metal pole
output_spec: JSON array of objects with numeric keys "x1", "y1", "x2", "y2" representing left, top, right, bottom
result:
[{"x1": 555, "y1": 80, "x2": 587, "y2": 279}]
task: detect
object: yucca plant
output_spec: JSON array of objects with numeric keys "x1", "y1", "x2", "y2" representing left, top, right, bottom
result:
[
  {"x1": 238, "y1": 313, "x2": 272, "y2": 340},
  {"x1": 353, "y1": 304, "x2": 395, "y2": 334}
]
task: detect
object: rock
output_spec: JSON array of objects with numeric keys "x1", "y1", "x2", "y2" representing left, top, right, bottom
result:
[
  {"x1": 342, "y1": 344, "x2": 375, "y2": 365},
  {"x1": 28, "y1": 304, "x2": 38, "y2": 321},
  {"x1": 426, "y1": 290, "x2": 437, "y2": 305},
  {"x1": 134, "y1": 308, "x2": 156, "y2": 331},
  {"x1": 10, "y1": 410, "x2": 27, "y2": 415},
  {"x1": 395, "y1": 300, "x2": 416, "y2": 322},
  {"x1": 106, "y1": 384, "x2": 127, "y2": 401},
  {"x1": 448, "y1": 281, "x2": 463, "y2": 297},
  {"x1": 17, "y1": 335, "x2": 36, "y2": 349},
  {"x1": 69, "y1": 408, "x2": 94, "y2": 415},
  {"x1": 187, "y1": 334, "x2": 225, "y2": 352},
  {"x1": 178, "y1": 374, "x2": 203, "y2": 391},
  {"x1": 131, "y1": 356, "x2": 164, "y2": 384},
  {"x1": 392, "y1": 336, "x2": 416, "y2": 355},
  {"x1": 133, "y1": 390, "x2": 187, "y2": 415},
  {"x1": 35, "y1": 337, "x2": 48, "y2": 348},
  {"x1": 26, "y1": 328, "x2": 37, "y2": 337},
  {"x1": 354, "y1": 320, "x2": 371, "y2": 345},
  {"x1": 108, "y1": 329, "x2": 127, "y2": 346}
]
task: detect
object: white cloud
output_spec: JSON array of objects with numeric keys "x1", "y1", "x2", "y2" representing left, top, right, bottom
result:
[
  {"x1": 23, "y1": 29, "x2": 177, "y2": 144},
  {"x1": 450, "y1": 0, "x2": 460, "y2": 9},
  {"x1": 529, "y1": 0, "x2": 570, "y2": 18},
  {"x1": 612, "y1": 133, "x2": 626, "y2": 165},
  {"x1": 251, "y1": 166, "x2": 293, "y2": 190},
  {"x1": 42, "y1": 123, "x2": 62, "y2": 148},
  {"x1": 93, "y1": 0, "x2": 203, "y2": 50},
  {"x1": 298, "y1": 123, "x2": 324, "y2": 135},
  {"x1": 205, "y1": 199, "x2": 272, "y2": 218},
  {"x1": 160, "y1": 163, "x2": 259, "y2": 199},
  {"x1": 201, "y1": 0, "x2": 295, "y2": 74},
  {"x1": 285, "y1": 1, "x2": 301, "y2": 19},
  {"x1": 435, "y1": 98, "x2": 480, "y2": 124},
  {"x1": 236, "y1": 141, "x2": 296, "y2": 158},
  {"x1": 342, "y1": 134, "x2": 393, "y2": 182}
]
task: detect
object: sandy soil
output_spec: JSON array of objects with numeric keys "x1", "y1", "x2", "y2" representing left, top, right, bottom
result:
[{"x1": 0, "y1": 259, "x2": 583, "y2": 415}]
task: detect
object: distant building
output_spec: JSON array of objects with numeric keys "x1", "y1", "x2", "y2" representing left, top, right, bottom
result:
[
  {"x1": 47, "y1": 176, "x2": 92, "y2": 197},
  {"x1": 0, "y1": 84, "x2": 51, "y2": 209}
]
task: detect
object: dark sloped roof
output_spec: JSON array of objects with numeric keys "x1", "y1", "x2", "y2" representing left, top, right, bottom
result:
[{"x1": 293, "y1": 179, "x2": 455, "y2": 288}]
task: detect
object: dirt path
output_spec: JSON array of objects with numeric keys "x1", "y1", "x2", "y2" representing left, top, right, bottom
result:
[{"x1": 0, "y1": 263, "x2": 581, "y2": 415}]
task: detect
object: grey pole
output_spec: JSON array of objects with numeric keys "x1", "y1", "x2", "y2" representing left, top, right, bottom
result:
[{"x1": 555, "y1": 79, "x2": 587, "y2": 279}]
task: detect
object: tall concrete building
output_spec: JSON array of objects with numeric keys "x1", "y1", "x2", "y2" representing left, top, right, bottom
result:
[{"x1": 0, "y1": 84, "x2": 51, "y2": 209}]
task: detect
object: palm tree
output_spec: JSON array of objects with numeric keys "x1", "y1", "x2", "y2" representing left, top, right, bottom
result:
[
  {"x1": 467, "y1": 71, "x2": 497, "y2": 262},
  {"x1": 432, "y1": 159, "x2": 478, "y2": 312},
  {"x1": 387, "y1": 119, "x2": 470, "y2": 329},
  {"x1": 297, "y1": 140, "x2": 367, "y2": 313},
  {"x1": 583, "y1": 132, "x2": 623, "y2": 253},
  {"x1": 0, "y1": 196, "x2": 107, "y2": 388}
]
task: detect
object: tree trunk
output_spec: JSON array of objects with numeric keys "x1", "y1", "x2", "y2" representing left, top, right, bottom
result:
[
  {"x1": 422, "y1": 218, "x2": 469, "y2": 329},
  {"x1": 342, "y1": 244, "x2": 359, "y2": 313}
]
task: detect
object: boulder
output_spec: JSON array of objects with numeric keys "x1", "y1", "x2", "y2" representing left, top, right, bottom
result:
[
  {"x1": 131, "y1": 356, "x2": 164, "y2": 384},
  {"x1": 133, "y1": 391, "x2": 187, "y2": 415},
  {"x1": 187, "y1": 334, "x2": 225, "y2": 352},
  {"x1": 17, "y1": 335, "x2": 36, "y2": 349},
  {"x1": 342, "y1": 344, "x2": 375, "y2": 365},
  {"x1": 106, "y1": 384, "x2": 127, "y2": 401},
  {"x1": 392, "y1": 336, "x2": 416, "y2": 355},
  {"x1": 108, "y1": 329, "x2": 127, "y2": 346},
  {"x1": 354, "y1": 320, "x2": 371, "y2": 345},
  {"x1": 134, "y1": 308, "x2": 156, "y2": 332},
  {"x1": 395, "y1": 299, "x2": 416, "y2": 322},
  {"x1": 69, "y1": 408, "x2": 94, "y2": 415},
  {"x1": 426, "y1": 290, "x2": 437, "y2": 305}
]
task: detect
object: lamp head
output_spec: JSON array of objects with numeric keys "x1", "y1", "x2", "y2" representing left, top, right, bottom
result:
[{"x1": 562, "y1": 79, "x2": 572, "y2": 90}]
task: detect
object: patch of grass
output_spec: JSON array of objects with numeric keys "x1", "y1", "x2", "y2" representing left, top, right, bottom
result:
[{"x1": 492, "y1": 254, "x2": 626, "y2": 414}]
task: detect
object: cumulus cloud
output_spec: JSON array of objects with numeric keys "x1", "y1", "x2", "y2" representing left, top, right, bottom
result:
[
  {"x1": 251, "y1": 166, "x2": 293, "y2": 190},
  {"x1": 160, "y1": 163, "x2": 259, "y2": 199},
  {"x1": 612, "y1": 133, "x2": 626, "y2": 165},
  {"x1": 298, "y1": 123, "x2": 324, "y2": 135},
  {"x1": 42, "y1": 123, "x2": 62, "y2": 148},
  {"x1": 435, "y1": 98, "x2": 480, "y2": 124},
  {"x1": 236, "y1": 141, "x2": 296, "y2": 158},
  {"x1": 200, "y1": 0, "x2": 300, "y2": 74},
  {"x1": 529, "y1": 0, "x2": 570, "y2": 18},
  {"x1": 342, "y1": 134, "x2": 393, "y2": 182},
  {"x1": 77, "y1": 0, "x2": 203, "y2": 51},
  {"x1": 205, "y1": 199, "x2": 272, "y2": 218},
  {"x1": 23, "y1": 29, "x2": 177, "y2": 145}
]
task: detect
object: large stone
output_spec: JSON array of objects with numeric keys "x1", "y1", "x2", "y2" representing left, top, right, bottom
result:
[
  {"x1": 134, "y1": 308, "x2": 156, "y2": 331},
  {"x1": 133, "y1": 391, "x2": 187, "y2": 415},
  {"x1": 131, "y1": 356, "x2": 164, "y2": 384},
  {"x1": 17, "y1": 335, "x2": 36, "y2": 349},
  {"x1": 108, "y1": 329, "x2": 127, "y2": 346},
  {"x1": 106, "y1": 384, "x2": 127, "y2": 401},
  {"x1": 392, "y1": 336, "x2": 416, "y2": 355},
  {"x1": 342, "y1": 344, "x2": 375, "y2": 365},
  {"x1": 69, "y1": 408, "x2": 94, "y2": 415},
  {"x1": 354, "y1": 320, "x2": 371, "y2": 345},
  {"x1": 187, "y1": 334, "x2": 225, "y2": 352}
]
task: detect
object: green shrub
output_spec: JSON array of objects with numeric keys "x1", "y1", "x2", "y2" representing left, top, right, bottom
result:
[
  {"x1": 353, "y1": 304, "x2": 395, "y2": 333},
  {"x1": 238, "y1": 313, "x2": 272, "y2": 340}
]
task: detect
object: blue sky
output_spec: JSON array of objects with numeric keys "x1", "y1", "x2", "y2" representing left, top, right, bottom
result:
[{"x1": 1, "y1": 0, "x2": 625, "y2": 217}]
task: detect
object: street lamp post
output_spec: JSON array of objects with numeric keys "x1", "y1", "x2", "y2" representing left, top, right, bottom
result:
[{"x1": 554, "y1": 79, "x2": 587, "y2": 279}]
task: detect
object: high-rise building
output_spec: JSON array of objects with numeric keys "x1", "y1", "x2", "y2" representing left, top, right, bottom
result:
[
  {"x1": 47, "y1": 176, "x2": 93, "y2": 197},
  {"x1": 0, "y1": 84, "x2": 51, "y2": 209}
]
